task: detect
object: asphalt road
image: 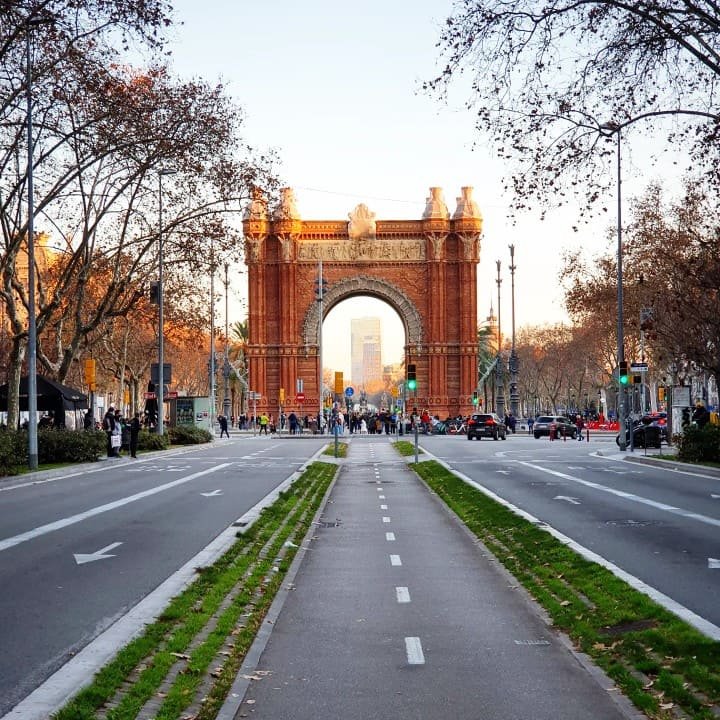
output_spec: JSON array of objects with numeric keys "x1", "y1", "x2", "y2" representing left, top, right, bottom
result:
[
  {"x1": 418, "y1": 431, "x2": 720, "y2": 634},
  {"x1": 0, "y1": 436, "x2": 327, "y2": 717}
]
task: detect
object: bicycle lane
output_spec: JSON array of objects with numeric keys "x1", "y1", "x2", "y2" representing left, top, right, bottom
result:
[{"x1": 220, "y1": 439, "x2": 641, "y2": 720}]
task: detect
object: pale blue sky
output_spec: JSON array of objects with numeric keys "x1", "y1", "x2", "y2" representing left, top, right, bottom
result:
[{"x1": 165, "y1": 0, "x2": 672, "y2": 375}]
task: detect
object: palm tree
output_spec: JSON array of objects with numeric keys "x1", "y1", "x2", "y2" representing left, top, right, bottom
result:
[{"x1": 228, "y1": 320, "x2": 249, "y2": 416}]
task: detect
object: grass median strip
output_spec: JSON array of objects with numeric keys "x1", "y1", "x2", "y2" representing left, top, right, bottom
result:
[
  {"x1": 410, "y1": 459, "x2": 720, "y2": 720},
  {"x1": 53, "y1": 461, "x2": 336, "y2": 720}
]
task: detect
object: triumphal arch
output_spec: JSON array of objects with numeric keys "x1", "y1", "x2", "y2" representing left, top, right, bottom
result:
[{"x1": 242, "y1": 185, "x2": 482, "y2": 418}]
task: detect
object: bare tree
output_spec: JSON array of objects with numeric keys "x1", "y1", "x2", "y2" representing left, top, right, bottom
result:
[{"x1": 426, "y1": 1, "x2": 720, "y2": 217}]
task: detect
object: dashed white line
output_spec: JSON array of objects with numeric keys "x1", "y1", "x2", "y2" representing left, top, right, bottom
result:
[
  {"x1": 378, "y1": 495, "x2": 385, "y2": 499},
  {"x1": 386, "y1": 532, "x2": 396, "y2": 541},
  {"x1": 396, "y1": 587, "x2": 411, "y2": 603},
  {"x1": 405, "y1": 637, "x2": 425, "y2": 665},
  {"x1": 380, "y1": 504, "x2": 388, "y2": 510},
  {"x1": 382, "y1": 516, "x2": 391, "y2": 523},
  {"x1": 390, "y1": 554, "x2": 402, "y2": 566}
]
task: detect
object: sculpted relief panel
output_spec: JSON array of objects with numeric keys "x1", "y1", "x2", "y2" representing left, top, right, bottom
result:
[{"x1": 296, "y1": 239, "x2": 426, "y2": 262}]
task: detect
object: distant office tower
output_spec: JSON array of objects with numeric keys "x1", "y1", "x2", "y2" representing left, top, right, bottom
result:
[{"x1": 351, "y1": 317, "x2": 382, "y2": 387}]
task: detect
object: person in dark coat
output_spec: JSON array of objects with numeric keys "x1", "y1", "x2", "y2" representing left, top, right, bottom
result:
[
  {"x1": 218, "y1": 414, "x2": 229, "y2": 438},
  {"x1": 103, "y1": 406, "x2": 116, "y2": 457},
  {"x1": 130, "y1": 412, "x2": 141, "y2": 458}
]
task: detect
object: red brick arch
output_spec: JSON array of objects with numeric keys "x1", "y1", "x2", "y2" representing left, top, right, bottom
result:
[{"x1": 242, "y1": 186, "x2": 482, "y2": 418}]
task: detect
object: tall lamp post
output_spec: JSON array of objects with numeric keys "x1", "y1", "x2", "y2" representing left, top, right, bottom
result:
[
  {"x1": 156, "y1": 168, "x2": 175, "y2": 436},
  {"x1": 209, "y1": 239, "x2": 216, "y2": 434},
  {"x1": 600, "y1": 122, "x2": 627, "y2": 450},
  {"x1": 25, "y1": 17, "x2": 40, "y2": 468},
  {"x1": 495, "y1": 259, "x2": 505, "y2": 418},
  {"x1": 222, "y1": 263, "x2": 231, "y2": 424},
  {"x1": 508, "y1": 245, "x2": 519, "y2": 419}
]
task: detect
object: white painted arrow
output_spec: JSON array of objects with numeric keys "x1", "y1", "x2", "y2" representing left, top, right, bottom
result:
[
  {"x1": 709, "y1": 558, "x2": 720, "y2": 569},
  {"x1": 201, "y1": 489, "x2": 223, "y2": 497},
  {"x1": 712, "y1": 494, "x2": 720, "y2": 499},
  {"x1": 74, "y1": 541, "x2": 122, "y2": 565},
  {"x1": 554, "y1": 495, "x2": 581, "y2": 505},
  {"x1": 496, "y1": 470, "x2": 510, "y2": 475}
]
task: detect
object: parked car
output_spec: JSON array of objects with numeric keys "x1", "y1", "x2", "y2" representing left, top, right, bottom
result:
[
  {"x1": 533, "y1": 415, "x2": 577, "y2": 439},
  {"x1": 467, "y1": 413, "x2": 507, "y2": 440}
]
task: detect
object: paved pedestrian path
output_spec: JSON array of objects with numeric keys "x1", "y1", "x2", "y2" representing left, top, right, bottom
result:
[{"x1": 221, "y1": 438, "x2": 641, "y2": 720}]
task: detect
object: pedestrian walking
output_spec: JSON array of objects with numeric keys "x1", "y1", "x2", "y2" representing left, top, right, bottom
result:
[{"x1": 218, "y1": 414, "x2": 229, "y2": 438}]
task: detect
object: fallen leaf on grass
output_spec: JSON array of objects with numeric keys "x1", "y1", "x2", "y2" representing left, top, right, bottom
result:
[
  {"x1": 171, "y1": 652, "x2": 191, "y2": 660},
  {"x1": 559, "y1": 600, "x2": 571, "y2": 607},
  {"x1": 659, "y1": 702, "x2": 674, "y2": 710}
]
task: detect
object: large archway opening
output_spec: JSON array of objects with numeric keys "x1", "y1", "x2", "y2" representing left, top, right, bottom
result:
[{"x1": 322, "y1": 296, "x2": 405, "y2": 411}]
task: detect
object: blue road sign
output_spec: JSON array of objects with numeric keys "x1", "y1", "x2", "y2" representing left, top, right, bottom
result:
[{"x1": 345, "y1": 386, "x2": 354, "y2": 397}]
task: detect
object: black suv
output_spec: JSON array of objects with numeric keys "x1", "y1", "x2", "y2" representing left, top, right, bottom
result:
[
  {"x1": 533, "y1": 415, "x2": 577, "y2": 439},
  {"x1": 467, "y1": 413, "x2": 507, "y2": 440}
]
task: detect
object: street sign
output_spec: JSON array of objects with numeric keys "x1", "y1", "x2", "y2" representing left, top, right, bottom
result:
[
  {"x1": 144, "y1": 392, "x2": 156, "y2": 399},
  {"x1": 296, "y1": 379, "x2": 303, "y2": 393},
  {"x1": 630, "y1": 362, "x2": 649, "y2": 372},
  {"x1": 248, "y1": 391, "x2": 262, "y2": 400},
  {"x1": 345, "y1": 387, "x2": 354, "y2": 397},
  {"x1": 295, "y1": 392, "x2": 305, "y2": 403}
]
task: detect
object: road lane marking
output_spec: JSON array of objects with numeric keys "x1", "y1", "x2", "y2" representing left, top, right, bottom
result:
[
  {"x1": 74, "y1": 541, "x2": 123, "y2": 565},
  {"x1": 428, "y1": 454, "x2": 720, "y2": 641},
  {"x1": 382, "y1": 516, "x2": 391, "y2": 523},
  {"x1": 396, "y1": 587, "x2": 411, "y2": 603},
  {"x1": 710, "y1": 558, "x2": 720, "y2": 569},
  {"x1": 378, "y1": 495, "x2": 386, "y2": 499},
  {"x1": 386, "y1": 532, "x2": 396, "y2": 541},
  {"x1": 380, "y1": 504, "x2": 388, "y2": 509},
  {"x1": 0, "y1": 463, "x2": 232, "y2": 553},
  {"x1": 405, "y1": 637, "x2": 425, "y2": 664},
  {"x1": 519, "y1": 461, "x2": 720, "y2": 529},
  {"x1": 390, "y1": 554, "x2": 402, "y2": 566},
  {"x1": 554, "y1": 495, "x2": 581, "y2": 505}
]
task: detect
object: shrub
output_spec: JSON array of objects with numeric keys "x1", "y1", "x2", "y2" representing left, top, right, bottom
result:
[
  {"x1": 168, "y1": 425, "x2": 212, "y2": 445},
  {"x1": 138, "y1": 429, "x2": 170, "y2": 451},
  {"x1": 0, "y1": 427, "x2": 106, "y2": 476},
  {"x1": 676, "y1": 423, "x2": 720, "y2": 463}
]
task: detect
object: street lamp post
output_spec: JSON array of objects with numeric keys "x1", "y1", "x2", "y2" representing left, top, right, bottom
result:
[
  {"x1": 495, "y1": 259, "x2": 505, "y2": 418},
  {"x1": 222, "y1": 263, "x2": 231, "y2": 424},
  {"x1": 508, "y1": 245, "x2": 519, "y2": 419},
  {"x1": 209, "y1": 239, "x2": 216, "y2": 435},
  {"x1": 600, "y1": 122, "x2": 627, "y2": 450},
  {"x1": 25, "y1": 18, "x2": 39, "y2": 468},
  {"x1": 317, "y1": 259, "x2": 324, "y2": 426},
  {"x1": 156, "y1": 168, "x2": 175, "y2": 436}
]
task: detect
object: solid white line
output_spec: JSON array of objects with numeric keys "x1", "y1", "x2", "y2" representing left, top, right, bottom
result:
[
  {"x1": 405, "y1": 637, "x2": 425, "y2": 664},
  {"x1": 0, "y1": 464, "x2": 232, "y2": 553},
  {"x1": 428, "y1": 455, "x2": 720, "y2": 641},
  {"x1": 386, "y1": 532, "x2": 396, "y2": 541},
  {"x1": 382, "y1": 516, "x2": 391, "y2": 523},
  {"x1": 396, "y1": 587, "x2": 411, "y2": 603},
  {"x1": 380, "y1": 504, "x2": 388, "y2": 510},
  {"x1": 390, "y1": 554, "x2": 402, "y2": 566},
  {"x1": 519, "y1": 461, "x2": 720, "y2": 529}
]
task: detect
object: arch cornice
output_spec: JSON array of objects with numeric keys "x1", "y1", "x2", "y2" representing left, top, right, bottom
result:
[{"x1": 302, "y1": 275, "x2": 424, "y2": 347}]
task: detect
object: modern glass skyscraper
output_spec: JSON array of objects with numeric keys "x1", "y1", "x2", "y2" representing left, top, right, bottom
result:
[{"x1": 351, "y1": 317, "x2": 381, "y2": 388}]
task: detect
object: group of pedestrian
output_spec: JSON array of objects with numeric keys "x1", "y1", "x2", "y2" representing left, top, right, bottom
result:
[{"x1": 102, "y1": 406, "x2": 141, "y2": 458}]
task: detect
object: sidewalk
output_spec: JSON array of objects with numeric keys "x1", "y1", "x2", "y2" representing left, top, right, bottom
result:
[{"x1": 219, "y1": 438, "x2": 641, "y2": 720}]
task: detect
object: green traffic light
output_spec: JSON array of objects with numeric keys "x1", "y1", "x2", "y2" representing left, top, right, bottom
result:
[
  {"x1": 619, "y1": 375, "x2": 629, "y2": 385},
  {"x1": 407, "y1": 379, "x2": 417, "y2": 391}
]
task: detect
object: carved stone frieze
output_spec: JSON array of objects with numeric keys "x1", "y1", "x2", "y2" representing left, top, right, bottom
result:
[{"x1": 296, "y1": 239, "x2": 426, "y2": 262}]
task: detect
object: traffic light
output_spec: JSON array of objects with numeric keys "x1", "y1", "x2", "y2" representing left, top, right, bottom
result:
[
  {"x1": 407, "y1": 364, "x2": 417, "y2": 392},
  {"x1": 618, "y1": 360, "x2": 629, "y2": 385},
  {"x1": 314, "y1": 275, "x2": 328, "y2": 301},
  {"x1": 279, "y1": 387, "x2": 285, "y2": 403},
  {"x1": 334, "y1": 371, "x2": 343, "y2": 394},
  {"x1": 149, "y1": 281, "x2": 159, "y2": 304},
  {"x1": 472, "y1": 390, "x2": 479, "y2": 406},
  {"x1": 658, "y1": 386, "x2": 666, "y2": 402},
  {"x1": 633, "y1": 375, "x2": 642, "y2": 385},
  {"x1": 83, "y1": 358, "x2": 96, "y2": 392}
]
